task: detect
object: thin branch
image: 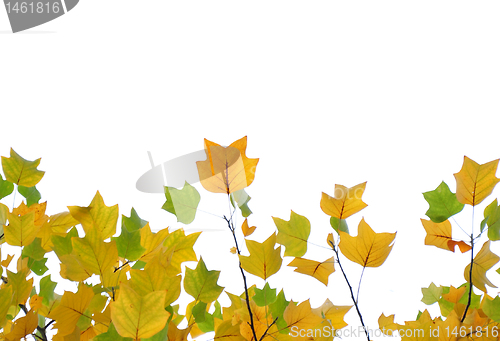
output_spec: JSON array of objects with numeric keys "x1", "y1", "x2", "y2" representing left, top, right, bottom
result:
[
  {"x1": 356, "y1": 266, "x2": 366, "y2": 305},
  {"x1": 113, "y1": 260, "x2": 130, "y2": 273},
  {"x1": 223, "y1": 213, "x2": 258, "y2": 341},
  {"x1": 259, "y1": 317, "x2": 279, "y2": 341},
  {"x1": 329, "y1": 239, "x2": 370, "y2": 341},
  {"x1": 461, "y1": 232, "x2": 474, "y2": 322}
]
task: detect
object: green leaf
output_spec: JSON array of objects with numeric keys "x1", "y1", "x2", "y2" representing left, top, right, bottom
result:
[
  {"x1": 330, "y1": 217, "x2": 349, "y2": 234},
  {"x1": 22, "y1": 238, "x2": 46, "y2": 260},
  {"x1": 423, "y1": 182, "x2": 464, "y2": 223},
  {"x1": 1, "y1": 149, "x2": 45, "y2": 187},
  {"x1": 192, "y1": 301, "x2": 208, "y2": 323},
  {"x1": 112, "y1": 225, "x2": 146, "y2": 261},
  {"x1": 457, "y1": 283, "x2": 480, "y2": 308},
  {"x1": 17, "y1": 185, "x2": 41, "y2": 207},
  {"x1": 253, "y1": 282, "x2": 277, "y2": 307},
  {"x1": 184, "y1": 257, "x2": 224, "y2": 304},
  {"x1": 483, "y1": 296, "x2": 500, "y2": 322},
  {"x1": 94, "y1": 323, "x2": 133, "y2": 341},
  {"x1": 122, "y1": 208, "x2": 148, "y2": 232},
  {"x1": 162, "y1": 182, "x2": 200, "y2": 224},
  {"x1": 230, "y1": 189, "x2": 252, "y2": 217},
  {"x1": 0, "y1": 174, "x2": 14, "y2": 200},
  {"x1": 421, "y1": 282, "x2": 442, "y2": 305},
  {"x1": 27, "y1": 257, "x2": 48, "y2": 276},
  {"x1": 269, "y1": 289, "x2": 290, "y2": 334},
  {"x1": 52, "y1": 227, "x2": 79, "y2": 258},
  {"x1": 132, "y1": 260, "x2": 146, "y2": 270},
  {"x1": 39, "y1": 275, "x2": 57, "y2": 305},
  {"x1": 272, "y1": 210, "x2": 311, "y2": 257},
  {"x1": 483, "y1": 199, "x2": 500, "y2": 241},
  {"x1": 213, "y1": 300, "x2": 222, "y2": 320}
]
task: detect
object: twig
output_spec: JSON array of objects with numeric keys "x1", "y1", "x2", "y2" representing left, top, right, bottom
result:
[
  {"x1": 461, "y1": 233, "x2": 474, "y2": 322},
  {"x1": 223, "y1": 214, "x2": 259, "y2": 341},
  {"x1": 113, "y1": 260, "x2": 130, "y2": 273},
  {"x1": 259, "y1": 317, "x2": 279, "y2": 341},
  {"x1": 329, "y1": 239, "x2": 370, "y2": 341}
]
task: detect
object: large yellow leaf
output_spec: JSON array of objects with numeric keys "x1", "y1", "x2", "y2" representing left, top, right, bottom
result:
[
  {"x1": 239, "y1": 233, "x2": 282, "y2": 280},
  {"x1": 138, "y1": 224, "x2": 170, "y2": 263},
  {"x1": 68, "y1": 191, "x2": 118, "y2": 240},
  {"x1": 464, "y1": 240, "x2": 500, "y2": 292},
  {"x1": 454, "y1": 156, "x2": 500, "y2": 206},
  {"x1": 196, "y1": 136, "x2": 259, "y2": 194},
  {"x1": 49, "y1": 284, "x2": 94, "y2": 337},
  {"x1": 110, "y1": 284, "x2": 170, "y2": 339},
  {"x1": 338, "y1": 218, "x2": 396, "y2": 268},
  {"x1": 420, "y1": 219, "x2": 471, "y2": 253},
  {"x1": 1, "y1": 148, "x2": 45, "y2": 187},
  {"x1": 320, "y1": 182, "x2": 368, "y2": 219},
  {"x1": 288, "y1": 257, "x2": 335, "y2": 286},
  {"x1": 239, "y1": 300, "x2": 274, "y2": 341}
]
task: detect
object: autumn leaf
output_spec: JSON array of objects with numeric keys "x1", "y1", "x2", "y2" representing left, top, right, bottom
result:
[
  {"x1": 423, "y1": 181, "x2": 464, "y2": 223},
  {"x1": 464, "y1": 240, "x2": 500, "y2": 292},
  {"x1": 338, "y1": 218, "x2": 395, "y2": 268},
  {"x1": 0, "y1": 174, "x2": 14, "y2": 200},
  {"x1": 320, "y1": 182, "x2": 368, "y2": 220},
  {"x1": 184, "y1": 257, "x2": 224, "y2": 304},
  {"x1": 283, "y1": 300, "x2": 322, "y2": 341},
  {"x1": 4, "y1": 308, "x2": 38, "y2": 341},
  {"x1": 483, "y1": 296, "x2": 500, "y2": 322},
  {"x1": 162, "y1": 181, "x2": 200, "y2": 224},
  {"x1": 214, "y1": 320, "x2": 246, "y2": 341},
  {"x1": 1, "y1": 148, "x2": 45, "y2": 187},
  {"x1": 230, "y1": 189, "x2": 253, "y2": 217},
  {"x1": 311, "y1": 299, "x2": 351, "y2": 330},
  {"x1": 241, "y1": 218, "x2": 256, "y2": 237},
  {"x1": 454, "y1": 156, "x2": 500, "y2": 206},
  {"x1": 378, "y1": 314, "x2": 401, "y2": 336},
  {"x1": 6, "y1": 268, "x2": 33, "y2": 306},
  {"x1": 239, "y1": 232, "x2": 282, "y2": 280},
  {"x1": 111, "y1": 284, "x2": 170, "y2": 339},
  {"x1": 68, "y1": 191, "x2": 118, "y2": 240},
  {"x1": 420, "y1": 219, "x2": 471, "y2": 253},
  {"x1": 252, "y1": 282, "x2": 277, "y2": 307},
  {"x1": 196, "y1": 136, "x2": 259, "y2": 194},
  {"x1": 49, "y1": 284, "x2": 95, "y2": 336},
  {"x1": 273, "y1": 211, "x2": 311, "y2": 258},
  {"x1": 18, "y1": 185, "x2": 41, "y2": 207},
  {"x1": 163, "y1": 229, "x2": 200, "y2": 276},
  {"x1": 0, "y1": 286, "x2": 13, "y2": 327},
  {"x1": 111, "y1": 224, "x2": 146, "y2": 262},
  {"x1": 483, "y1": 199, "x2": 500, "y2": 241},
  {"x1": 4, "y1": 211, "x2": 38, "y2": 247},
  {"x1": 138, "y1": 224, "x2": 170, "y2": 263},
  {"x1": 288, "y1": 257, "x2": 335, "y2": 286},
  {"x1": 421, "y1": 282, "x2": 443, "y2": 305}
]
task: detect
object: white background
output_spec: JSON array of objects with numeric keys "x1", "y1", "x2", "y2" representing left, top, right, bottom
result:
[{"x1": 2, "y1": 1, "x2": 500, "y2": 340}]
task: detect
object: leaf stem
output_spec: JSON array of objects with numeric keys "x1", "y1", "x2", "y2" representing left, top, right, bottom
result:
[
  {"x1": 223, "y1": 213, "x2": 258, "y2": 341},
  {"x1": 461, "y1": 232, "x2": 474, "y2": 322},
  {"x1": 329, "y1": 239, "x2": 370, "y2": 341}
]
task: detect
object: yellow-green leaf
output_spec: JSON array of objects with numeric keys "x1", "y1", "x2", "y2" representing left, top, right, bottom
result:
[
  {"x1": 311, "y1": 299, "x2": 351, "y2": 330},
  {"x1": 4, "y1": 211, "x2": 38, "y2": 247},
  {"x1": 338, "y1": 218, "x2": 395, "y2": 268},
  {"x1": 288, "y1": 257, "x2": 335, "y2": 286},
  {"x1": 454, "y1": 156, "x2": 500, "y2": 206},
  {"x1": 184, "y1": 257, "x2": 224, "y2": 304},
  {"x1": 320, "y1": 182, "x2": 368, "y2": 220},
  {"x1": 68, "y1": 191, "x2": 118, "y2": 240},
  {"x1": 273, "y1": 211, "x2": 310, "y2": 258},
  {"x1": 1, "y1": 149, "x2": 45, "y2": 187},
  {"x1": 420, "y1": 218, "x2": 471, "y2": 253},
  {"x1": 196, "y1": 136, "x2": 259, "y2": 194},
  {"x1": 464, "y1": 240, "x2": 500, "y2": 292},
  {"x1": 111, "y1": 284, "x2": 170, "y2": 339},
  {"x1": 239, "y1": 233, "x2": 282, "y2": 280}
]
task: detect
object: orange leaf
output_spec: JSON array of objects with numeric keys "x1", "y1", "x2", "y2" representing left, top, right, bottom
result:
[
  {"x1": 241, "y1": 218, "x2": 256, "y2": 237},
  {"x1": 454, "y1": 156, "x2": 500, "y2": 206},
  {"x1": 320, "y1": 182, "x2": 368, "y2": 219},
  {"x1": 420, "y1": 219, "x2": 471, "y2": 253},
  {"x1": 196, "y1": 136, "x2": 259, "y2": 194}
]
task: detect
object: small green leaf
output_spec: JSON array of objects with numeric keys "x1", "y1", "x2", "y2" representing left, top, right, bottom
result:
[
  {"x1": 122, "y1": 208, "x2": 148, "y2": 232},
  {"x1": 131, "y1": 260, "x2": 146, "y2": 270},
  {"x1": 192, "y1": 301, "x2": 208, "y2": 323},
  {"x1": 483, "y1": 296, "x2": 500, "y2": 322},
  {"x1": 230, "y1": 189, "x2": 252, "y2": 217},
  {"x1": 162, "y1": 182, "x2": 200, "y2": 224},
  {"x1": 269, "y1": 289, "x2": 290, "y2": 334},
  {"x1": 421, "y1": 282, "x2": 442, "y2": 305},
  {"x1": 39, "y1": 275, "x2": 57, "y2": 305},
  {"x1": 423, "y1": 182, "x2": 464, "y2": 223},
  {"x1": 52, "y1": 227, "x2": 79, "y2": 258},
  {"x1": 17, "y1": 185, "x2": 41, "y2": 207},
  {"x1": 27, "y1": 257, "x2": 48, "y2": 276},
  {"x1": 330, "y1": 217, "x2": 349, "y2": 234},
  {"x1": 0, "y1": 175, "x2": 14, "y2": 200},
  {"x1": 253, "y1": 282, "x2": 277, "y2": 307},
  {"x1": 94, "y1": 323, "x2": 133, "y2": 341},
  {"x1": 184, "y1": 257, "x2": 224, "y2": 304},
  {"x1": 112, "y1": 226, "x2": 146, "y2": 261},
  {"x1": 483, "y1": 199, "x2": 500, "y2": 241},
  {"x1": 213, "y1": 300, "x2": 222, "y2": 320},
  {"x1": 273, "y1": 211, "x2": 311, "y2": 257},
  {"x1": 22, "y1": 238, "x2": 46, "y2": 260}
]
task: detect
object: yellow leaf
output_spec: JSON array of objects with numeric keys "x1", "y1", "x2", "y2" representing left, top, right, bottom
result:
[
  {"x1": 378, "y1": 313, "x2": 401, "y2": 336},
  {"x1": 1, "y1": 149, "x2": 45, "y2": 187},
  {"x1": 4, "y1": 211, "x2": 38, "y2": 247},
  {"x1": 338, "y1": 218, "x2": 396, "y2": 268},
  {"x1": 230, "y1": 247, "x2": 237, "y2": 254},
  {"x1": 196, "y1": 136, "x2": 259, "y2": 194},
  {"x1": 0, "y1": 287, "x2": 13, "y2": 327},
  {"x1": 442, "y1": 286, "x2": 466, "y2": 304},
  {"x1": 68, "y1": 191, "x2": 118, "y2": 240},
  {"x1": 167, "y1": 322, "x2": 192, "y2": 341},
  {"x1": 111, "y1": 284, "x2": 170, "y2": 339},
  {"x1": 49, "y1": 284, "x2": 94, "y2": 337},
  {"x1": 241, "y1": 218, "x2": 256, "y2": 237},
  {"x1": 29, "y1": 294, "x2": 43, "y2": 311},
  {"x1": 283, "y1": 300, "x2": 323, "y2": 341},
  {"x1": 434, "y1": 310, "x2": 461, "y2": 341},
  {"x1": 288, "y1": 257, "x2": 335, "y2": 286},
  {"x1": 320, "y1": 182, "x2": 368, "y2": 219},
  {"x1": 239, "y1": 233, "x2": 282, "y2": 280},
  {"x1": 59, "y1": 254, "x2": 92, "y2": 282},
  {"x1": 215, "y1": 319, "x2": 246, "y2": 341},
  {"x1": 311, "y1": 299, "x2": 351, "y2": 330},
  {"x1": 139, "y1": 224, "x2": 170, "y2": 263},
  {"x1": 239, "y1": 300, "x2": 274, "y2": 341},
  {"x1": 464, "y1": 240, "x2": 500, "y2": 292},
  {"x1": 420, "y1": 219, "x2": 471, "y2": 253},
  {"x1": 454, "y1": 156, "x2": 500, "y2": 206},
  {"x1": 4, "y1": 308, "x2": 38, "y2": 341},
  {"x1": 6, "y1": 269, "x2": 33, "y2": 306}
]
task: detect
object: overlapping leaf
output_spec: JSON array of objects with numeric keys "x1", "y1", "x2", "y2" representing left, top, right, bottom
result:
[
  {"x1": 162, "y1": 182, "x2": 200, "y2": 224},
  {"x1": 288, "y1": 257, "x2": 335, "y2": 286},
  {"x1": 420, "y1": 219, "x2": 471, "y2": 253},
  {"x1": 464, "y1": 241, "x2": 500, "y2": 292},
  {"x1": 196, "y1": 136, "x2": 259, "y2": 194}
]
